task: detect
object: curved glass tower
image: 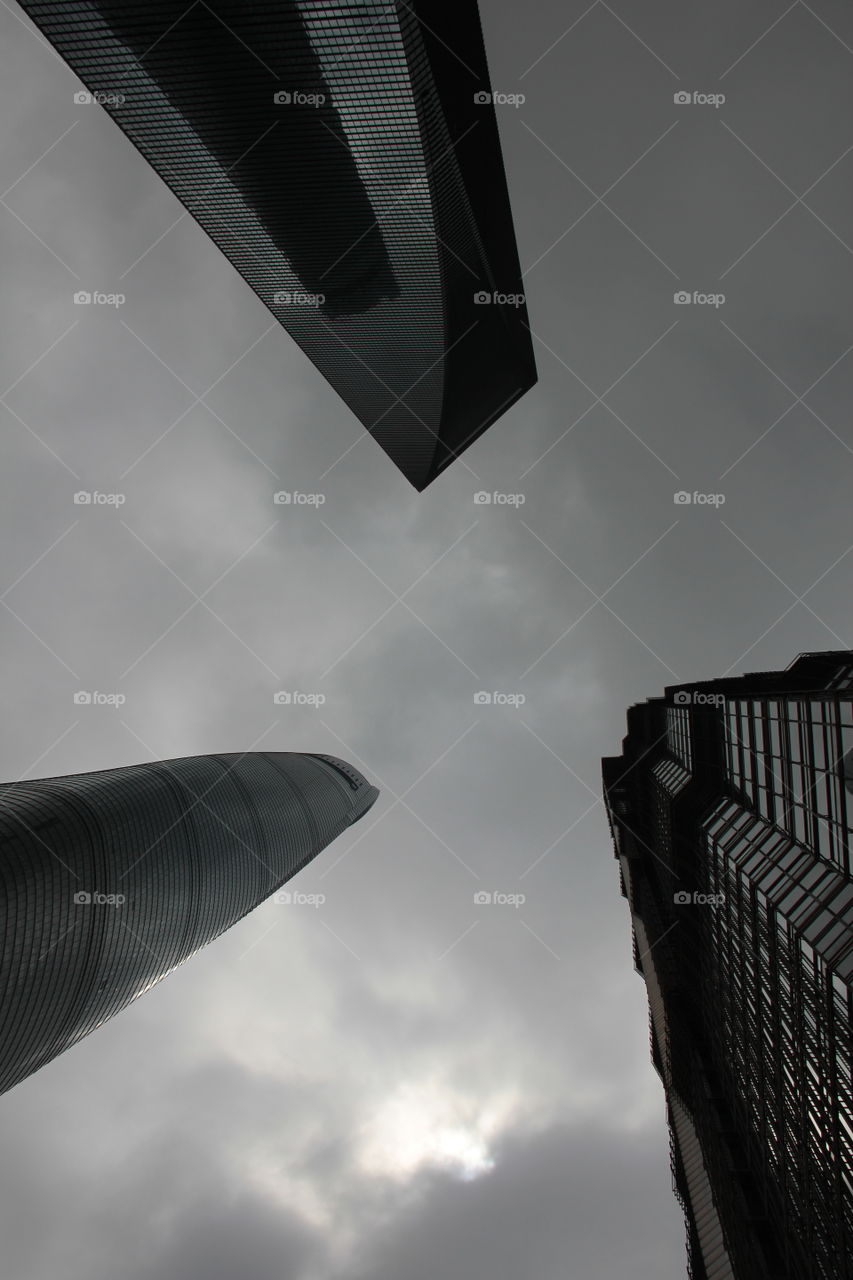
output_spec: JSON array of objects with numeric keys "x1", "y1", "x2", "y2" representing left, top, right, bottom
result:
[{"x1": 0, "y1": 751, "x2": 378, "y2": 1095}]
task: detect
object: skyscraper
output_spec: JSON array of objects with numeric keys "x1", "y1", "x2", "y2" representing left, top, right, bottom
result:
[
  {"x1": 0, "y1": 751, "x2": 378, "y2": 1095},
  {"x1": 602, "y1": 652, "x2": 853, "y2": 1280},
  {"x1": 19, "y1": 0, "x2": 537, "y2": 489}
]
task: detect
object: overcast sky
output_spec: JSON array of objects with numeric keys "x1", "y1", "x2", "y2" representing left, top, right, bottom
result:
[{"x1": 1, "y1": 1, "x2": 852, "y2": 1278}]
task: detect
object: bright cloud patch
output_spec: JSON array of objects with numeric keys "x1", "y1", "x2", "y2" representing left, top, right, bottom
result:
[{"x1": 357, "y1": 1079, "x2": 519, "y2": 1182}]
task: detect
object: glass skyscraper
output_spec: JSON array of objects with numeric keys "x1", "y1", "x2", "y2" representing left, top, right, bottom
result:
[
  {"x1": 603, "y1": 652, "x2": 853, "y2": 1280},
  {"x1": 0, "y1": 751, "x2": 378, "y2": 1096},
  {"x1": 18, "y1": 0, "x2": 537, "y2": 489}
]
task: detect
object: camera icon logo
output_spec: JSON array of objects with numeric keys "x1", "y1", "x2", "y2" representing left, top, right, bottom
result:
[
  {"x1": 73, "y1": 891, "x2": 92, "y2": 904},
  {"x1": 74, "y1": 291, "x2": 92, "y2": 305},
  {"x1": 673, "y1": 490, "x2": 692, "y2": 504},
  {"x1": 473, "y1": 691, "x2": 492, "y2": 704},
  {"x1": 673, "y1": 291, "x2": 691, "y2": 304},
  {"x1": 273, "y1": 91, "x2": 292, "y2": 104},
  {"x1": 73, "y1": 491, "x2": 92, "y2": 505},
  {"x1": 673, "y1": 891, "x2": 692, "y2": 904},
  {"x1": 74, "y1": 90, "x2": 92, "y2": 105},
  {"x1": 474, "y1": 291, "x2": 491, "y2": 305},
  {"x1": 473, "y1": 891, "x2": 492, "y2": 904},
  {"x1": 73, "y1": 690, "x2": 92, "y2": 704},
  {"x1": 672, "y1": 690, "x2": 692, "y2": 705},
  {"x1": 273, "y1": 889, "x2": 292, "y2": 904},
  {"x1": 673, "y1": 91, "x2": 691, "y2": 105},
  {"x1": 473, "y1": 91, "x2": 492, "y2": 105},
  {"x1": 473, "y1": 491, "x2": 491, "y2": 504},
  {"x1": 273, "y1": 491, "x2": 292, "y2": 504},
  {"x1": 273, "y1": 691, "x2": 292, "y2": 704}
]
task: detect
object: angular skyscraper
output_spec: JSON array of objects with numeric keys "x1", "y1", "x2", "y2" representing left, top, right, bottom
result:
[
  {"x1": 603, "y1": 652, "x2": 853, "y2": 1280},
  {"x1": 19, "y1": 0, "x2": 537, "y2": 489},
  {"x1": 0, "y1": 751, "x2": 378, "y2": 1095}
]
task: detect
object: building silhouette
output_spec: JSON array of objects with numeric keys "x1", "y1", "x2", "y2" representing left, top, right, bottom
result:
[
  {"x1": 19, "y1": 0, "x2": 536, "y2": 489},
  {"x1": 0, "y1": 751, "x2": 378, "y2": 1095},
  {"x1": 603, "y1": 652, "x2": 853, "y2": 1280}
]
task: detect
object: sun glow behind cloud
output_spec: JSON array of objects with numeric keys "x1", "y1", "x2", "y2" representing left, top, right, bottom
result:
[{"x1": 356, "y1": 1079, "x2": 520, "y2": 1183}]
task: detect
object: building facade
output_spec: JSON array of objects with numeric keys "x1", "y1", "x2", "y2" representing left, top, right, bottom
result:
[
  {"x1": 603, "y1": 652, "x2": 853, "y2": 1280},
  {"x1": 19, "y1": 0, "x2": 536, "y2": 489},
  {"x1": 0, "y1": 751, "x2": 378, "y2": 1095}
]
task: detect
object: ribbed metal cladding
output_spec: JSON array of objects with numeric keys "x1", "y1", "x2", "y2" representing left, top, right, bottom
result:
[
  {"x1": 603, "y1": 651, "x2": 853, "y2": 1280},
  {"x1": 0, "y1": 751, "x2": 378, "y2": 1095},
  {"x1": 631, "y1": 904, "x2": 735, "y2": 1280},
  {"x1": 17, "y1": 0, "x2": 537, "y2": 489},
  {"x1": 669, "y1": 1097, "x2": 736, "y2": 1280}
]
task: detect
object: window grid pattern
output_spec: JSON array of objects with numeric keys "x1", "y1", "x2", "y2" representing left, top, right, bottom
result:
[
  {"x1": 653, "y1": 755, "x2": 692, "y2": 798},
  {"x1": 667, "y1": 706, "x2": 693, "y2": 771},
  {"x1": 724, "y1": 695, "x2": 853, "y2": 875},
  {"x1": 703, "y1": 799, "x2": 853, "y2": 1279}
]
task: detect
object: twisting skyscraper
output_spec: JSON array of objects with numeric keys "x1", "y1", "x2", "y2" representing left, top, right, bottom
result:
[
  {"x1": 0, "y1": 751, "x2": 378, "y2": 1095},
  {"x1": 603, "y1": 652, "x2": 853, "y2": 1280}
]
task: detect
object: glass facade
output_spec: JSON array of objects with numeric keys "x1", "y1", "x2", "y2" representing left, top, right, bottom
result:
[
  {"x1": 705, "y1": 800, "x2": 853, "y2": 1275},
  {"x1": 603, "y1": 651, "x2": 853, "y2": 1280},
  {"x1": 18, "y1": 0, "x2": 536, "y2": 489},
  {"x1": 724, "y1": 695, "x2": 852, "y2": 874},
  {"x1": 667, "y1": 705, "x2": 693, "y2": 771},
  {"x1": 0, "y1": 751, "x2": 378, "y2": 1095}
]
